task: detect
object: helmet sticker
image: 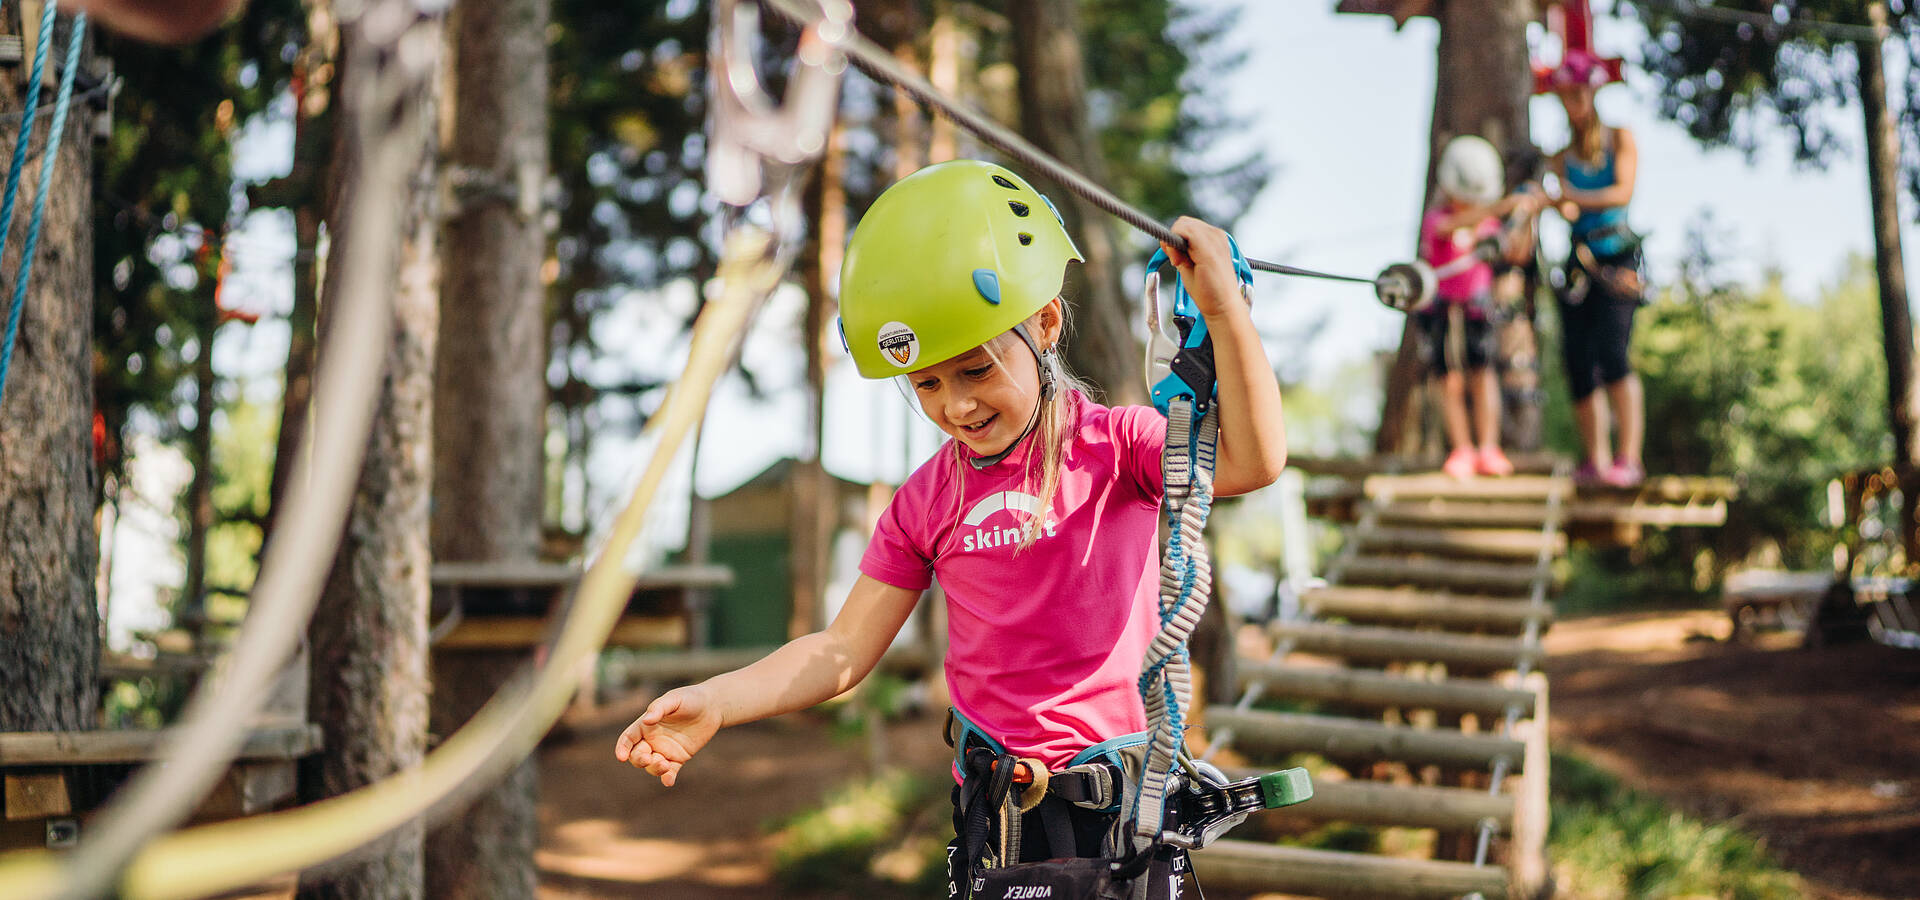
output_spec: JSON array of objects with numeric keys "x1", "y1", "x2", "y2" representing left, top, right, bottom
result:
[{"x1": 877, "y1": 321, "x2": 921, "y2": 368}]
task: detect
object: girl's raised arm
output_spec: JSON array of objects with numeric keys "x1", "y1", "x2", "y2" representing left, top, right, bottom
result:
[{"x1": 1158, "y1": 217, "x2": 1287, "y2": 498}]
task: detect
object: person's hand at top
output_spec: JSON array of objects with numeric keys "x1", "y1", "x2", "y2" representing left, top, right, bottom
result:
[
  {"x1": 614, "y1": 684, "x2": 724, "y2": 787},
  {"x1": 1160, "y1": 217, "x2": 1248, "y2": 322}
]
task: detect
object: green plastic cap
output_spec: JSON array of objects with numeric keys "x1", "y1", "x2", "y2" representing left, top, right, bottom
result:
[
  {"x1": 839, "y1": 160, "x2": 1082, "y2": 379},
  {"x1": 1258, "y1": 767, "x2": 1314, "y2": 809}
]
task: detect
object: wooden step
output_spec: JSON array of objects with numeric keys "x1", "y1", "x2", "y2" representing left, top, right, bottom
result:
[
  {"x1": 1194, "y1": 840, "x2": 1510, "y2": 898},
  {"x1": 1353, "y1": 525, "x2": 1565, "y2": 561},
  {"x1": 1207, "y1": 708, "x2": 1525, "y2": 771},
  {"x1": 1235, "y1": 660, "x2": 1537, "y2": 719},
  {"x1": 1303, "y1": 587, "x2": 1553, "y2": 632},
  {"x1": 1339, "y1": 556, "x2": 1549, "y2": 594},
  {"x1": 1220, "y1": 769, "x2": 1514, "y2": 832},
  {"x1": 1270, "y1": 622, "x2": 1542, "y2": 671},
  {"x1": 1363, "y1": 473, "x2": 1570, "y2": 503},
  {"x1": 1371, "y1": 499, "x2": 1558, "y2": 529}
]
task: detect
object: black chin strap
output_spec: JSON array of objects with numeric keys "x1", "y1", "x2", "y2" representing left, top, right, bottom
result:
[{"x1": 965, "y1": 323, "x2": 1054, "y2": 471}]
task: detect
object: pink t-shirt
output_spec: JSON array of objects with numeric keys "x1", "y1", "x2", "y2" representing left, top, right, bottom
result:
[
  {"x1": 1420, "y1": 206, "x2": 1502, "y2": 303},
  {"x1": 860, "y1": 391, "x2": 1166, "y2": 770}
]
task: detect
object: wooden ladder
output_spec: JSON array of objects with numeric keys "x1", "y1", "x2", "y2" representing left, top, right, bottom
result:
[{"x1": 1194, "y1": 469, "x2": 1568, "y2": 899}]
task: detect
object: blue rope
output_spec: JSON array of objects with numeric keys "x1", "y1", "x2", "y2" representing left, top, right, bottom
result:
[{"x1": 0, "y1": 9, "x2": 87, "y2": 409}]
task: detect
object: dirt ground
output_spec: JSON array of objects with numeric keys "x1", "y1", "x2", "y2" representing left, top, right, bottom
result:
[
  {"x1": 536, "y1": 695, "x2": 953, "y2": 899},
  {"x1": 1545, "y1": 611, "x2": 1920, "y2": 900},
  {"x1": 536, "y1": 612, "x2": 1920, "y2": 898}
]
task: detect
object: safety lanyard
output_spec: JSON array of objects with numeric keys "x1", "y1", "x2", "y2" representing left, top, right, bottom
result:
[{"x1": 1134, "y1": 235, "x2": 1252, "y2": 848}]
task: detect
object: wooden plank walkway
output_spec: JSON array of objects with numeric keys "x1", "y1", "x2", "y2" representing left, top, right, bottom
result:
[{"x1": 1196, "y1": 464, "x2": 1565, "y2": 899}]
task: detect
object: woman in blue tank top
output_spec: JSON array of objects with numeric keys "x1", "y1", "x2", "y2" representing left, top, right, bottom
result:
[{"x1": 1547, "y1": 49, "x2": 1646, "y2": 489}]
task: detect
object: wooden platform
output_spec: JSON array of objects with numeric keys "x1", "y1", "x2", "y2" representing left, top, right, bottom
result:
[
  {"x1": 1291, "y1": 455, "x2": 1733, "y2": 546},
  {"x1": 431, "y1": 561, "x2": 734, "y2": 650},
  {"x1": 0, "y1": 724, "x2": 322, "y2": 852}
]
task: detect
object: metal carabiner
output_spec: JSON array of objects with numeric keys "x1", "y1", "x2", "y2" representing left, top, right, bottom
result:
[
  {"x1": 1142, "y1": 268, "x2": 1181, "y2": 400},
  {"x1": 707, "y1": 0, "x2": 851, "y2": 213},
  {"x1": 1143, "y1": 234, "x2": 1254, "y2": 419}
]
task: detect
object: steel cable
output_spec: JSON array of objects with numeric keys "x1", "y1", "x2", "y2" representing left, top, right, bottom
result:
[{"x1": 756, "y1": 0, "x2": 1380, "y2": 287}]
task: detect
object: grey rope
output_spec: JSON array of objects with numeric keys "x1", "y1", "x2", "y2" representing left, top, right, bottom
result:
[
  {"x1": 1133, "y1": 395, "x2": 1218, "y2": 847},
  {"x1": 756, "y1": 0, "x2": 1380, "y2": 287}
]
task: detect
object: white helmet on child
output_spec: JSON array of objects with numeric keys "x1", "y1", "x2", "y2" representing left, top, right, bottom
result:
[{"x1": 1436, "y1": 135, "x2": 1504, "y2": 206}]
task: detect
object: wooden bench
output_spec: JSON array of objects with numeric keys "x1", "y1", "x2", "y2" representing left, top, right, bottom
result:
[
  {"x1": 430, "y1": 561, "x2": 734, "y2": 650},
  {"x1": 1722, "y1": 570, "x2": 1833, "y2": 638}
]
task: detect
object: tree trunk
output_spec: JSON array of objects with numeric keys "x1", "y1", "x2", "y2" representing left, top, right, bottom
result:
[
  {"x1": 0, "y1": 14, "x2": 97, "y2": 731},
  {"x1": 182, "y1": 302, "x2": 216, "y2": 639},
  {"x1": 791, "y1": 119, "x2": 845, "y2": 639},
  {"x1": 295, "y1": 14, "x2": 437, "y2": 898},
  {"x1": 1009, "y1": 0, "x2": 1142, "y2": 405},
  {"x1": 1376, "y1": 0, "x2": 1536, "y2": 456},
  {"x1": 1858, "y1": 3, "x2": 1920, "y2": 563},
  {"x1": 425, "y1": 0, "x2": 551, "y2": 895},
  {"x1": 265, "y1": 3, "x2": 335, "y2": 527}
]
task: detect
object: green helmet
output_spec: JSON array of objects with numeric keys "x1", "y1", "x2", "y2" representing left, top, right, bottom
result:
[{"x1": 839, "y1": 160, "x2": 1083, "y2": 379}]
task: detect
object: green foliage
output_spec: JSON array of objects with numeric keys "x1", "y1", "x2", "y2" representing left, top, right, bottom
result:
[
  {"x1": 102, "y1": 676, "x2": 191, "y2": 729},
  {"x1": 1082, "y1": 0, "x2": 1269, "y2": 227},
  {"x1": 205, "y1": 395, "x2": 279, "y2": 601},
  {"x1": 1549, "y1": 752, "x2": 1804, "y2": 900},
  {"x1": 93, "y1": 2, "x2": 303, "y2": 485},
  {"x1": 1544, "y1": 218, "x2": 1887, "y2": 602},
  {"x1": 770, "y1": 768, "x2": 941, "y2": 893},
  {"x1": 1618, "y1": 0, "x2": 1920, "y2": 207}
]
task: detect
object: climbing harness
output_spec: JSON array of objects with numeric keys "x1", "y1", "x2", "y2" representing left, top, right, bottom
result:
[{"x1": 0, "y1": 6, "x2": 87, "y2": 410}]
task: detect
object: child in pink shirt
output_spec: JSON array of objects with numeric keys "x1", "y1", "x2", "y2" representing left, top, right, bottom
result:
[
  {"x1": 615, "y1": 161, "x2": 1287, "y2": 895},
  {"x1": 1421, "y1": 135, "x2": 1542, "y2": 479}
]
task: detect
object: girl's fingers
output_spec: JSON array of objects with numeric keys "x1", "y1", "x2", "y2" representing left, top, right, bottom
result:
[
  {"x1": 614, "y1": 724, "x2": 641, "y2": 761},
  {"x1": 640, "y1": 693, "x2": 679, "y2": 725}
]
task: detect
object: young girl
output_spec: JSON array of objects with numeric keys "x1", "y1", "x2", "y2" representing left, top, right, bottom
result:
[
  {"x1": 1420, "y1": 135, "x2": 1539, "y2": 479},
  {"x1": 615, "y1": 160, "x2": 1286, "y2": 890},
  {"x1": 1547, "y1": 49, "x2": 1647, "y2": 488}
]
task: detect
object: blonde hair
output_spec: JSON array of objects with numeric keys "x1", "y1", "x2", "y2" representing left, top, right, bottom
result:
[{"x1": 938, "y1": 299, "x2": 1095, "y2": 555}]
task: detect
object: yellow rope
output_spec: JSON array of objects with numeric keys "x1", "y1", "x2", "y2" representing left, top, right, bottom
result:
[{"x1": 0, "y1": 227, "x2": 784, "y2": 900}]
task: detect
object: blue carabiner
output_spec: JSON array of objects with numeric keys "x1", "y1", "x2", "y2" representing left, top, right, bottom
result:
[{"x1": 1146, "y1": 231, "x2": 1256, "y2": 419}]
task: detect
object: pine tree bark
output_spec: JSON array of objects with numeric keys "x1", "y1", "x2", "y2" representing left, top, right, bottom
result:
[
  {"x1": 1858, "y1": 3, "x2": 1920, "y2": 561},
  {"x1": 1376, "y1": 0, "x2": 1536, "y2": 456},
  {"x1": 296, "y1": 13, "x2": 437, "y2": 898},
  {"x1": 425, "y1": 0, "x2": 551, "y2": 895},
  {"x1": 1009, "y1": 0, "x2": 1142, "y2": 405},
  {"x1": 0, "y1": 15, "x2": 98, "y2": 731}
]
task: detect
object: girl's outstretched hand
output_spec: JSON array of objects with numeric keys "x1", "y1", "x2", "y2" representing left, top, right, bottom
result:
[
  {"x1": 614, "y1": 684, "x2": 723, "y2": 786},
  {"x1": 1160, "y1": 217, "x2": 1248, "y2": 320}
]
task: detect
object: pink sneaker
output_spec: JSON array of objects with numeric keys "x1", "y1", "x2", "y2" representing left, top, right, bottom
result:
[
  {"x1": 1443, "y1": 447, "x2": 1478, "y2": 480},
  {"x1": 1604, "y1": 460, "x2": 1645, "y2": 488},
  {"x1": 1474, "y1": 446, "x2": 1515, "y2": 477}
]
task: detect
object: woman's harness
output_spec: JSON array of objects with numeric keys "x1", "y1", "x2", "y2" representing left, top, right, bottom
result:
[{"x1": 945, "y1": 234, "x2": 1312, "y2": 900}]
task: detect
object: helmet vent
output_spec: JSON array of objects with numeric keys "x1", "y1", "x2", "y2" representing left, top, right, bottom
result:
[
  {"x1": 1018, "y1": 232, "x2": 1033, "y2": 246},
  {"x1": 1007, "y1": 200, "x2": 1031, "y2": 217},
  {"x1": 992, "y1": 175, "x2": 1019, "y2": 189}
]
